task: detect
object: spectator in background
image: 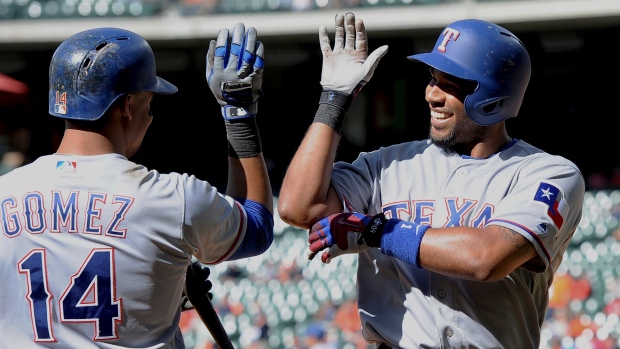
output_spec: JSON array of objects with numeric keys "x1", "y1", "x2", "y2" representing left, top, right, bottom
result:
[
  {"x1": 548, "y1": 269, "x2": 575, "y2": 312},
  {"x1": 544, "y1": 306, "x2": 570, "y2": 349},
  {"x1": 304, "y1": 323, "x2": 337, "y2": 349},
  {"x1": 238, "y1": 303, "x2": 269, "y2": 348},
  {"x1": 0, "y1": 116, "x2": 29, "y2": 175},
  {"x1": 571, "y1": 271, "x2": 592, "y2": 302},
  {"x1": 334, "y1": 299, "x2": 367, "y2": 349}
]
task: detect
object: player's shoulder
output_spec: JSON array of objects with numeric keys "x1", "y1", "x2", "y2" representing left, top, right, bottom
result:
[
  {"x1": 363, "y1": 139, "x2": 433, "y2": 159},
  {"x1": 510, "y1": 139, "x2": 584, "y2": 181},
  {"x1": 511, "y1": 139, "x2": 580, "y2": 167}
]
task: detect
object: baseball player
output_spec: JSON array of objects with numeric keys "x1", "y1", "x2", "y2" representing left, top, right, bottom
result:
[
  {"x1": 278, "y1": 12, "x2": 585, "y2": 349},
  {"x1": 0, "y1": 24, "x2": 273, "y2": 348}
]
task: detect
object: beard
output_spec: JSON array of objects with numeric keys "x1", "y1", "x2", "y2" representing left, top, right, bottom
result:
[{"x1": 429, "y1": 114, "x2": 486, "y2": 156}]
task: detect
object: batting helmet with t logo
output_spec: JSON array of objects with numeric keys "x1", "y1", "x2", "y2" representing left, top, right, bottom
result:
[{"x1": 408, "y1": 19, "x2": 531, "y2": 126}]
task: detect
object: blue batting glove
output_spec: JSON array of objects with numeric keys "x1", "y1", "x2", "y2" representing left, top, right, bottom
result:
[{"x1": 206, "y1": 22, "x2": 264, "y2": 121}]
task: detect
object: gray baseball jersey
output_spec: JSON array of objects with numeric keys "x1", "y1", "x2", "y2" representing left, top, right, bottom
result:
[
  {"x1": 330, "y1": 139, "x2": 585, "y2": 349},
  {"x1": 0, "y1": 154, "x2": 247, "y2": 348}
]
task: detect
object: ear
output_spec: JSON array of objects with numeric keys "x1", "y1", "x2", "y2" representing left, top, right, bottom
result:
[{"x1": 119, "y1": 94, "x2": 134, "y2": 120}]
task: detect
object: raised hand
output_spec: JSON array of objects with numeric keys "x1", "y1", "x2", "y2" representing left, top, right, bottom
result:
[
  {"x1": 206, "y1": 22, "x2": 265, "y2": 121},
  {"x1": 319, "y1": 12, "x2": 388, "y2": 97}
]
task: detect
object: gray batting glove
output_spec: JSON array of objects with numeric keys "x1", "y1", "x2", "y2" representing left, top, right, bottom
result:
[
  {"x1": 206, "y1": 23, "x2": 264, "y2": 121},
  {"x1": 319, "y1": 12, "x2": 388, "y2": 96}
]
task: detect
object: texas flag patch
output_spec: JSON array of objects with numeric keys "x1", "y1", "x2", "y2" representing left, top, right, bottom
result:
[
  {"x1": 533, "y1": 181, "x2": 568, "y2": 230},
  {"x1": 56, "y1": 160, "x2": 77, "y2": 173}
]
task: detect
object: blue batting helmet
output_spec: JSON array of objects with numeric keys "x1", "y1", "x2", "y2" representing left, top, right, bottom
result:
[
  {"x1": 49, "y1": 27, "x2": 178, "y2": 121},
  {"x1": 408, "y1": 19, "x2": 531, "y2": 126}
]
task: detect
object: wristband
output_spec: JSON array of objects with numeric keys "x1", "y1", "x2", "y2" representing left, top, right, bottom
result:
[
  {"x1": 313, "y1": 89, "x2": 354, "y2": 134},
  {"x1": 225, "y1": 117, "x2": 262, "y2": 158},
  {"x1": 379, "y1": 219, "x2": 430, "y2": 269}
]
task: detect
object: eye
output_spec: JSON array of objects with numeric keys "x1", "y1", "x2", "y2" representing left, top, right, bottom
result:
[
  {"x1": 444, "y1": 83, "x2": 459, "y2": 94},
  {"x1": 428, "y1": 75, "x2": 437, "y2": 86}
]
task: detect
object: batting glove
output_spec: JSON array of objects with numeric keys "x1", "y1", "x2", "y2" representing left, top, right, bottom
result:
[
  {"x1": 206, "y1": 22, "x2": 264, "y2": 121},
  {"x1": 319, "y1": 12, "x2": 388, "y2": 97},
  {"x1": 182, "y1": 261, "x2": 213, "y2": 312},
  {"x1": 308, "y1": 212, "x2": 387, "y2": 264}
]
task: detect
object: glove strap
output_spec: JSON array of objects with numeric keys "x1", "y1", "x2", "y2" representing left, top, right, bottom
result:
[
  {"x1": 222, "y1": 103, "x2": 258, "y2": 121},
  {"x1": 359, "y1": 213, "x2": 387, "y2": 248},
  {"x1": 319, "y1": 89, "x2": 353, "y2": 110}
]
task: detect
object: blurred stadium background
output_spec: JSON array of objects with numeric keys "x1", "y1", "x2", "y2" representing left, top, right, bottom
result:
[{"x1": 1, "y1": 0, "x2": 620, "y2": 348}]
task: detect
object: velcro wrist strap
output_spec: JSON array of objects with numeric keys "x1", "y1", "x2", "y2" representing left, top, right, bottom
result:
[
  {"x1": 222, "y1": 103, "x2": 258, "y2": 121},
  {"x1": 360, "y1": 213, "x2": 387, "y2": 248},
  {"x1": 319, "y1": 89, "x2": 353, "y2": 111}
]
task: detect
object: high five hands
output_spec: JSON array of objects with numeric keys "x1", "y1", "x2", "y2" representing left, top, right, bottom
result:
[{"x1": 319, "y1": 12, "x2": 389, "y2": 97}]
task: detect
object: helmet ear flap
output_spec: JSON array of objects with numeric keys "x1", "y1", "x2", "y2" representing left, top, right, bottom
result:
[
  {"x1": 482, "y1": 100, "x2": 503, "y2": 114},
  {"x1": 465, "y1": 95, "x2": 512, "y2": 125}
]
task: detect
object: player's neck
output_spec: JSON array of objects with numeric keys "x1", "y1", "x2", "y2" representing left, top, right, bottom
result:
[
  {"x1": 467, "y1": 131, "x2": 512, "y2": 159},
  {"x1": 55, "y1": 129, "x2": 119, "y2": 156}
]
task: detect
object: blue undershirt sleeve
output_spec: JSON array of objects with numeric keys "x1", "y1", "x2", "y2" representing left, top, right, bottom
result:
[{"x1": 228, "y1": 199, "x2": 274, "y2": 260}]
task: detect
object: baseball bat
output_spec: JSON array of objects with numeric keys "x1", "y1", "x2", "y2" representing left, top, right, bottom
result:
[{"x1": 185, "y1": 287, "x2": 235, "y2": 349}]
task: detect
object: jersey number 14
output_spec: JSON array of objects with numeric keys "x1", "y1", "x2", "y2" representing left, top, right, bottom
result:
[{"x1": 18, "y1": 248, "x2": 122, "y2": 342}]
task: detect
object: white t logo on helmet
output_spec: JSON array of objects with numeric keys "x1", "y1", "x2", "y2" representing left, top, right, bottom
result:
[{"x1": 438, "y1": 27, "x2": 460, "y2": 53}]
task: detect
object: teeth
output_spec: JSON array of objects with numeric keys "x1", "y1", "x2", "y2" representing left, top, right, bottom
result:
[{"x1": 431, "y1": 110, "x2": 448, "y2": 119}]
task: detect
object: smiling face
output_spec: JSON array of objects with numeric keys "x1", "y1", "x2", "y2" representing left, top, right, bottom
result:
[{"x1": 425, "y1": 68, "x2": 489, "y2": 154}]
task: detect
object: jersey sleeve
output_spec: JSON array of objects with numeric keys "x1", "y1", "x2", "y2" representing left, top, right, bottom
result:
[
  {"x1": 181, "y1": 174, "x2": 247, "y2": 264},
  {"x1": 331, "y1": 151, "x2": 379, "y2": 214},
  {"x1": 330, "y1": 141, "x2": 431, "y2": 216},
  {"x1": 485, "y1": 155, "x2": 585, "y2": 272}
]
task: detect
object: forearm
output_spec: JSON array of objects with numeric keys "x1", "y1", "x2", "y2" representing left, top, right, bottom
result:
[
  {"x1": 278, "y1": 122, "x2": 341, "y2": 228},
  {"x1": 223, "y1": 116, "x2": 273, "y2": 213},
  {"x1": 417, "y1": 225, "x2": 537, "y2": 281},
  {"x1": 227, "y1": 156, "x2": 273, "y2": 214}
]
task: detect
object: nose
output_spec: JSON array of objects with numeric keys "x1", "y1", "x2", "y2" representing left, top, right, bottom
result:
[{"x1": 425, "y1": 84, "x2": 445, "y2": 105}]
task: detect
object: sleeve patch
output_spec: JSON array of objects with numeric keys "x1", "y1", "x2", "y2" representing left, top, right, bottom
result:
[{"x1": 533, "y1": 181, "x2": 568, "y2": 230}]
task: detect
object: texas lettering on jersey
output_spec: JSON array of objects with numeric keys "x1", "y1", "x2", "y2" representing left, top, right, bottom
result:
[
  {"x1": 382, "y1": 198, "x2": 494, "y2": 228},
  {"x1": 380, "y1": 181, "x2": 568, "y2": 231},
  {"x1": 0, "y1": 191, "x2": 133, "y2": 237}
]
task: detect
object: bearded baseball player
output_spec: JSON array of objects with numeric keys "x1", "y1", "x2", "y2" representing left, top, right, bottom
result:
[
  {"x1": 278, "y1": 12, "x2": 585, "y2": 349},
  {"x1": 0, "y1": 24, "x2": 273, "y2": 348}
]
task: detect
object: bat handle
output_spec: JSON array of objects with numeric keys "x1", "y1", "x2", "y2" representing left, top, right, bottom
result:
[
  {"x1": 204, "y1": 300, "x2": 234, "y2": 349},
  {"x1": 185, "y1": 289, "x2": 235, "y2": 348}
]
